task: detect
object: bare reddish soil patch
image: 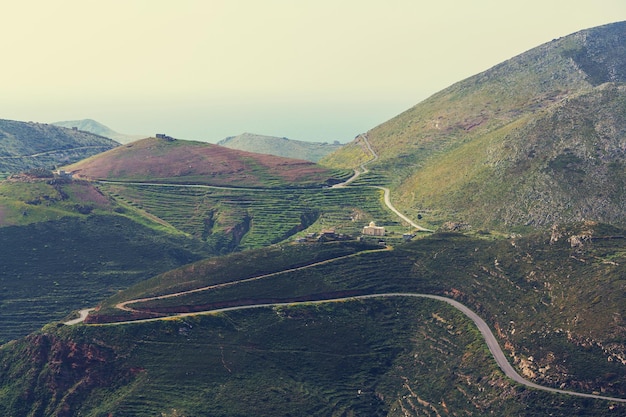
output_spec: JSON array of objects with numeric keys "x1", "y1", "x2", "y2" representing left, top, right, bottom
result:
[
  {"x1": 67, "y1": 138, "x2": 335, "y2": 187},
  {"x1": 68, "y1": 182, "x2": 112, "y2": 207}
]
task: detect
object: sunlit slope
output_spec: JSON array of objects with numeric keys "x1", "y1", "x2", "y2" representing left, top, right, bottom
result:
[
  {"x1": 66, "y1": 137, "x2": 349, "y2": 188},
  {"x1": 322, "y1": 21, "x2": 626, "y2": 229}
]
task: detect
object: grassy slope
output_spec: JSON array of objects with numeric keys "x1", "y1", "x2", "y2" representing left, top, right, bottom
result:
[
  {"x1": 394, "y1": 85, "x2": 626, "y2": 229},
  {"x1": 0, "y1": 300, "x2": 513, "y2": 416},
  {"x1": 0, "y1": 167, "x2": 405, "y2": 341},
  {"x1": 98, "y1": 182, "x2": 402, "y2": 252},
  {"x1": 0, "y1": 215, "x2": 211, "y2": 344},
  {"x1": 321, "y1": 21, "x2": 626, "y2": 230},
  {"x1": 1, "y1": 228, "x2": 625, "y2": 415},
  {"x1": 0, "y1": 179, "x2": 214, "y2": 343},
  {"x1": 65, "y1": 137, "x2": 351, "y2": 188},
  {"x1": 0, "y1": 119, "x2": 119, "y2": 178},
  {"x1": 104, "y1": 224, "x2": 626, "y2": 397},
  {"x1": 218, "y1": 132, "x2": 343, "y2": 162}
]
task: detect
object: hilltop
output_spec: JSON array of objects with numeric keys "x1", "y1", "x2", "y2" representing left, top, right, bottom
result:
[
  {"x1": 322, "y1": 21, "x2": 626, "y2": 231},
  {"x1": 1, "y1": 21, "x2": 626, "y2": 416},
  {"x1": 52, "y1": 118, "x2": 144, "y2": 144},
  {"x1": 218, "y1": 132, "x2": 343, "y2": 162},
  {"x1": 0, "y1": 119, "x2": 119, "y2": 178},
  {"x1": 65, "y1": 136, "x2": 347, "y2": 188}
]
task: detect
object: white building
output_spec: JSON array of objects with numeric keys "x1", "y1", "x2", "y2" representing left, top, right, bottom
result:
[{"x1": 362, "y1": 221, "x2": 385, "y2": 236}]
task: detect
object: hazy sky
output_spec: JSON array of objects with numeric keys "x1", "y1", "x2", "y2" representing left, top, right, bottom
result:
[{"x1": 2, "y1": 1, "x2": 625, "y2": 142}]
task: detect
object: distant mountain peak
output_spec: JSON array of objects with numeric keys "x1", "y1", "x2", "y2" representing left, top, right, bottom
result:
[
  {"x1": 218, "y1": 132, "x2": 342, "y2": 162},
  {"x1": 52, "y1": 119, "x2": 144, "y2": 144}
]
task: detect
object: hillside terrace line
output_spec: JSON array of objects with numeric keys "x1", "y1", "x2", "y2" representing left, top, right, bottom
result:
[
  {"x1": 64, "y1": 134, "x2": 626, "y2": 404},
  {"x1": 65, "y1": 230, "x2": 626, "y2": 404}
]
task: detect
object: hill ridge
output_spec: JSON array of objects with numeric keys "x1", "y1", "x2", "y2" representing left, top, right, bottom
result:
[
  {"x1": 322, "y1": 20, "x2": 626, "y2": 230},
  {"x1": 0, "y1": 118, "x2": 119, "y2": 178},
  {"x1": 218, "y1": 132, "x2": 343, "y2": 162}
]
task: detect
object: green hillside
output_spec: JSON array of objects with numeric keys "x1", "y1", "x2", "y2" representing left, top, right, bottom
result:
[
  {"x1": 1, "y1": 21, "x2": 625, "y2": 416},
  {"x1": 218, "y1": 132, "x2": 343, "y2": 162},
  {"x1": 1, "y1": 226, "x2": 625, "y2": 415},
  {"x1": 0, "y1": 119, "x2": 119, "y2": 179},
  {"x1": 0, "y1": 169, "x2": 396, "y2": 341},
  {"x1": 0, "y1": 179, "x2": 214, "y2": 343},
  {"x1": 321, "y1": 21, "x2": 626, "y2": 231},
  {"x1": 96, "y1": 181, "x2": 403, "y2": 253}
]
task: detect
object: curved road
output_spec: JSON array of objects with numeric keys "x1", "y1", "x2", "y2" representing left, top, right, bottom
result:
[
  {"x1": 332, "y1": 134, "x2": 432, "y2": 232},
  {"x1": 70, "y1": 293, "x2": 626, "y2": 403},
  {"x1": 64, "y1": 308, "x2": 95, "y2": 325},
  {"x1": 63, "y1": 134, "x2": 624, "y2": 403},
  {"x1": 115, "y1": 247, "x2": 391, "y2": 313}
]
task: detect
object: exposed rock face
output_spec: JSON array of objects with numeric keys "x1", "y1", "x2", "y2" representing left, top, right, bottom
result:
[{"x1": 0, "y1": 333, "x2": 133, "y2": 417}]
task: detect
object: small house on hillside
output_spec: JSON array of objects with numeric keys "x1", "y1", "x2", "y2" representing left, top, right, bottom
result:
[
  {"x1": 55, "y1": 170, "x2": 73, "y2": 179},
  {"x1": 156, "y1": 133, "x2": 175, "y2": 141},
  {"x1": 362, "y1": 221, "x2": 385, "y2": 236}
]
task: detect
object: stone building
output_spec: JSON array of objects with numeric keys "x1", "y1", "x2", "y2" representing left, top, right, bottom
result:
[{"x1": 362, "y1": 221, "x2": 385, "y2": 236}]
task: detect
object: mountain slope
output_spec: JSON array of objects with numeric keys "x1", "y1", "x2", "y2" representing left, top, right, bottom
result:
[
  {"x1": 0, "y1": 177, "x2": 214, "y2": 343},
  {"x1": 322, "y1": 21, "x2": 626, "y2": 230},
  {"x1": 52, "y1": 118, "x2": 144, "y2": 144},
  {"x1": 0, "y1": 119, "x2": 119, "y2": 178},
  {"x1": 65, "y1": 136, "x2": 348, "y2": 188},
  {"x1": 218, "y1": 132, "x2": 343, "y2": 162},
  {"x1": 2, "y1": 226, "x2": 626, "y2": 415}
]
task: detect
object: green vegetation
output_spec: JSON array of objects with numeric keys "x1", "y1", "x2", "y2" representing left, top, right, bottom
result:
[
  {"x1": 97, "y1": 182, "x2": 404, "y2": 251},
  {"x1": 1, "y1": 22, "x2": 626, "y2": 416},
  {"x1": 218, "y1": 132, "x2": 343, "y2": 162},
  {"x1": 324, "y1": 22, "x2": 626, "y2": 230},
  {"x1": 0, "y1": 214, "x2": 212, "y2": 344},
  {"x1": 80, "y1": 224, "x2": 626, "y2": 402},
  {"x1": 95, "y1": 241, "x2": 383, "y2": 318},
  {"x1": 0, "y1": 161, "x2": 399, "y2": 343},
  {"x1": 0, "y1": 118, "x2": 118, "y2": 176},
  {"x1": 2, "y1": 297, "x2": 622, "y2": 416}
]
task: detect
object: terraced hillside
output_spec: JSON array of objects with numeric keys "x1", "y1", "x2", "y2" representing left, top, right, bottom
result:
[
  {"x1": 1, "y1": 21, "x2": 625, "y2": 417},
  {"x1": 66, "y1": 136, "x2": 350, "y2": 188},
  {"x1": 0, "y1": 136, "x2": 392, "y2": 343},
  {"x1": 2, "y1": 225, "x2": 625, "y2": 415},
  {"x1": 0, "y1": 179, "x2": 213, "y2": 343},
  {"x1": 98, "y1": 182, "x2": 405, "y2": 252},
  {"x1": 321, "y1": 21, "x2": 626, "y2": 230},
  {"x1": 0, "y1": 118, "x2": 119, "y2": 179}
]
